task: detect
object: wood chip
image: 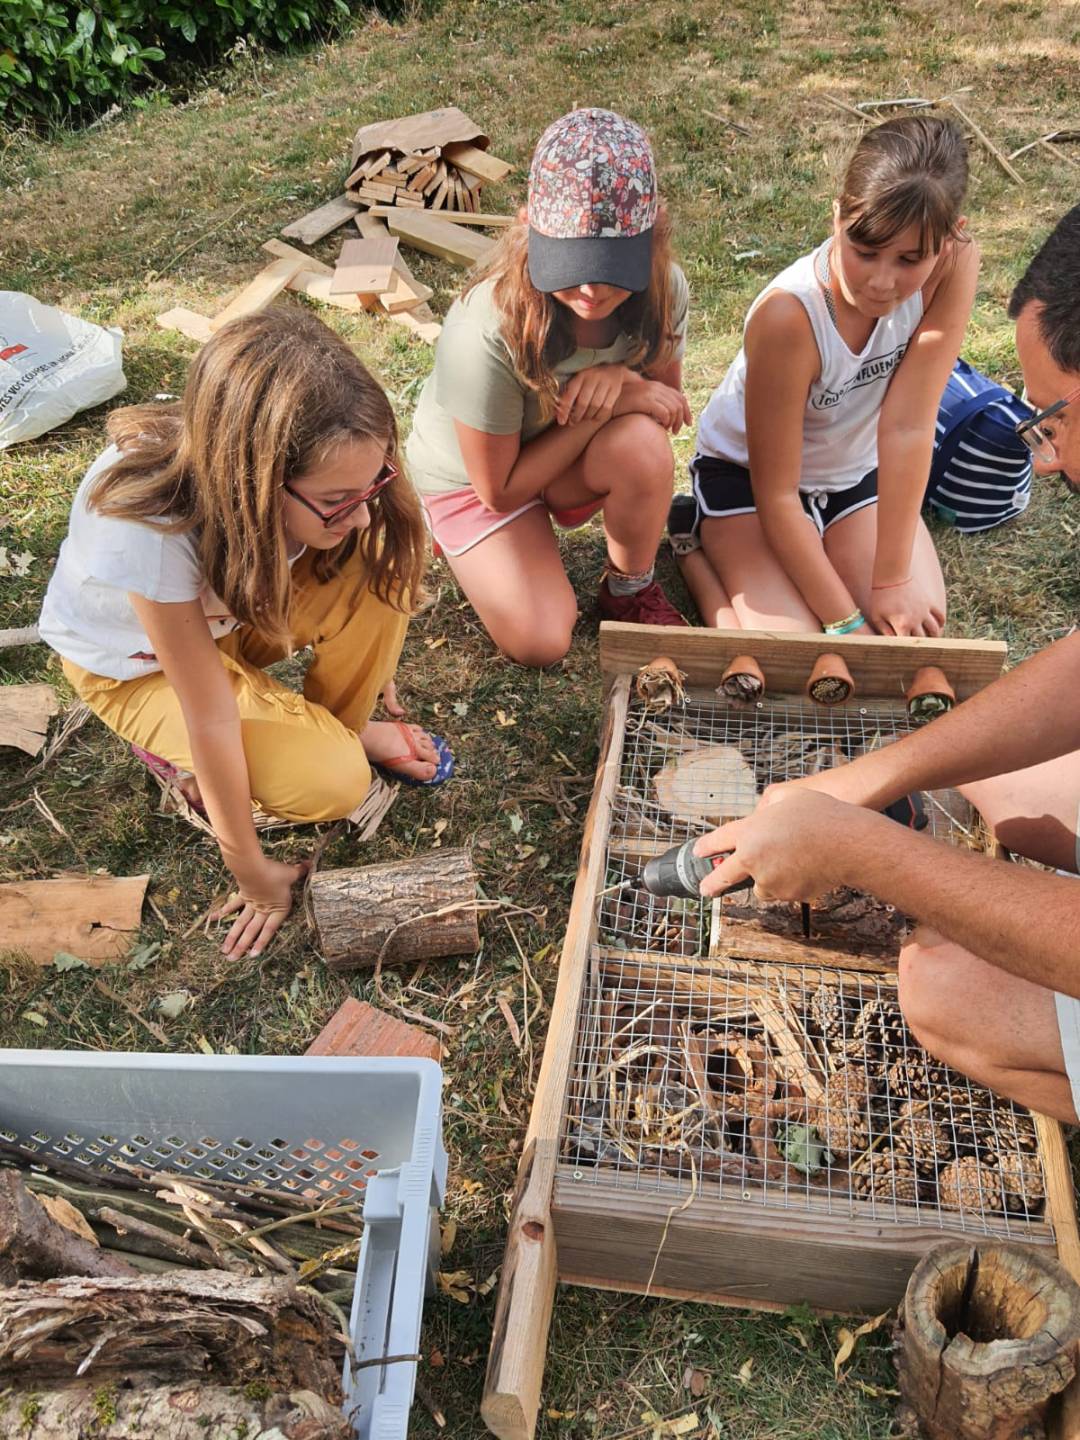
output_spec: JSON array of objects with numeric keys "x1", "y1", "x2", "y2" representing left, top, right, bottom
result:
[
  {"x1": 0, "y1": 873, "x2": 149, "y2": 965},
  {"x1": 0, "y1": 683, "x2": 59, "y2": 757}
]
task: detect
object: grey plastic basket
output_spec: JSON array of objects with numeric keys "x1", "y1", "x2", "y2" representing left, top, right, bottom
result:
[{"x1": 0, "y1": 1049, "x2": 447, "y2": 1440}]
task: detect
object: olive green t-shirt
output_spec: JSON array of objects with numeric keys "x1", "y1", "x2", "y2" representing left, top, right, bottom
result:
[{"x1": 406, "y1": 265, "x2": 689, "y2": 497}]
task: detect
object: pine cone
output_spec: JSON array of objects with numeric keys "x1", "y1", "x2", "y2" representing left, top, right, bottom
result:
[
  {"x1": 998, "y1": 1150, "x2": 1045, "y2": 1215},
  {"x1": 808, "y1": 1062, "x2": 877, "y2": 1155},
  {"x1": 885, "y1": 1056, "x2": 949, "y2": 1100},
  {"x1": 809, "y1": 983, "x2": 863, "y2": 1051},
  {"x1": 846, "y1": 998, "x2": 907, "y2": 1073},
  {"x1": 850, "y1": 1147, "x2": 920, "y2": 1202},
  {"x1": 937, "y1": 1156, "x2": 1003, "y2": 1213},
  {"x1": 986, "y1": 1105, "x2": 1039, "y2": 1154},
  {"x1": 896, "y1": 1100, "x2": 952, "y2": 1175}
]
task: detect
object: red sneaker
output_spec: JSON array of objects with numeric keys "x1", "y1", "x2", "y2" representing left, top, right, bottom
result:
[{"x1": 597, "y1": 576, "x2": 689, "y2": 626}]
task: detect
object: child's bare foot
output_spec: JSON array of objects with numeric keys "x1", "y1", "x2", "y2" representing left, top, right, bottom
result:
[
  {"x1": 360, "y1": 720, "x2": 438, "y2": 782},
  {"x1": 175, "y1": 772, "x2": 204, "y2": 810}
]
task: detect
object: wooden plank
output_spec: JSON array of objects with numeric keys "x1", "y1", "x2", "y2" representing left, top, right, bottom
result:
[
  {"x1": 385, "y1": 210, "x2": 496, "y2": 267},
  {"x1": 443, "y1": 141, "x2": 513, "y2": 184},
  {"x1": 280, "y1": 193, "x2": 358, "y2": 246},
  {"x1": 305, "y1": 996, "x2": 441, "y2": 1062},
  {"x1": 0, "y1": 874, "x2": 149, "y2": 965},
  {"x1": 1035, "y1": 1112, "x2": 1080, "y2": 1285},
  {"x1": 355, "y1": 214, "x2": 438, "y2": 324},
  {"x1": 0, "y1": 683, "x2": 59, "y2": 757},
  {"x1": 482, "y1": 677, "x2": 631, "y2": 1440},
  {"x1": 209, "y1": 257, "x2": 305, "y2": 332},
  {"x1": 423, "y1": 161, "x2": 446, "y2": 197},
  {"x1": 354, "y1": 179, "x2": 397, "y2": 203},
  {"x1": 261, "y1": 238, "x2": 331, "y2": 274},
  {"x1": 407, "y1": 163, "x2": 438, "y2": 192},
  {"x1": 258, "y1": 242, "x2": 376, "y2": 313},
  {"x1": 371, "y1": 207, "x2": 513, "y2": 227},
  {"x1": 330, "y1": 236, "x2": 399, "y2": 296},
  {"x1": 155, "y1": 307, "x2": 214, "y2": 345},
  {"x1": 552, "y1": 1178, "x2": 1056, "y2": 1315},
  {"x1": 597, "y1": 622, "x2": 1008, "y2": 701}
]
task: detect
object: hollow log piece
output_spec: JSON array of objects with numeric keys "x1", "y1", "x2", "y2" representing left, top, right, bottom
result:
[
  {"x1": 0, "y1": 1169, "x2": 137, "y2": 1284},
  {"x1": 311, "y1": 847, "x2": 479, "y2": 970},
  {"x1": 898, "y1": 1241, "x2": 1080, "y2": 1440}
]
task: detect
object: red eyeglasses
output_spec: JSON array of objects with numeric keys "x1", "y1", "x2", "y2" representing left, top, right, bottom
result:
[{"x1": 284, "y1": 456, "x2": 398, "y2": 527}]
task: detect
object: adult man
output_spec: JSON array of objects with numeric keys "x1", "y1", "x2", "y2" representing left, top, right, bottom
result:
[{"x1": 698, "y1": 202, "x2": 1080, "y2": 1123}]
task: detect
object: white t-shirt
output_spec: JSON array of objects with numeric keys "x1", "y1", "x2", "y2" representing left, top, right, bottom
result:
[
  {"x1": 39, "y1": 445, "x2": 243, "y2": 680},
  {"x1": 696, "y1": 241, "x2": 924, "y2": 494}
]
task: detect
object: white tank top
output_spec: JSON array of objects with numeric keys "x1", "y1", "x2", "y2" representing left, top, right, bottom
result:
[{"x1": 696, "y1": 240, "x2": 924, "y2": 493}]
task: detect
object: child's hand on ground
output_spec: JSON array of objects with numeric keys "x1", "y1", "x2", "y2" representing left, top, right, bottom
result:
[
  {"x1": 867, "y1": 578, "x2": 945, "y2": 638},
  {"x1": 556, "y1": 364, "x2": 632, "y2": 425},
  {"x1": 615, "y1": 379, "x2": 692, "y2": 432},
  {"x1": 214, "y1": 857, "x2": 311, "y2": 960}
]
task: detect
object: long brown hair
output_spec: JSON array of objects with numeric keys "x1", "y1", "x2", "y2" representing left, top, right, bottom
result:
[
  {"x1": 838, "y1": 115, "x2": 969, "y2": 254},
  {"x1": 463, "y1": 205, "x2": 680, "y2": 418},
  {"x1": 91, "y1": 309, "x2": 425, "y2": 651}
]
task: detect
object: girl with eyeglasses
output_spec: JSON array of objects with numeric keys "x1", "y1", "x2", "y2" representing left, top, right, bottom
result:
[
  {"x1": 39, "y1": 309, "x2": 452, "y2": 961},
  {"x1": 671, "y1": 114, "x2": 979, "y2": 639}
]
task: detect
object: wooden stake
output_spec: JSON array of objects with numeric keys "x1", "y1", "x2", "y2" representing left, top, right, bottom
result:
[
  {"x1": 946, "y1": 100, "x2": 1025, "y2": 185},
  {"x1": 155, "y1": 307, "x2": 215, "y2": 344}
]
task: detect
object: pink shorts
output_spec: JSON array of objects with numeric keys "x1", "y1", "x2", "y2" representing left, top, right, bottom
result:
[{"x1": 419, "y1": 487, "x2": 604, "y2": 557}]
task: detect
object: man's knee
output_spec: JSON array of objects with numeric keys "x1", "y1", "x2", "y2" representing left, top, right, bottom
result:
[{"x1": 897, "y1": 928, "x2": 957, "y2": 1053}]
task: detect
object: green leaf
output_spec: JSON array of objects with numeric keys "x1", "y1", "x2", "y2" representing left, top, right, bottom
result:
[
  {"x1": 179, "y1": 13, "x2": 197, "y2": 42},
  {"x1": 52, "y1": 950, "x2": 89, "y2": 971},
  {"x1": 110, "y1": 43, "x2": 130, "y2": 64},
  {"x1": 127, "y1": 940, "x2": 162, "y2": 973},
  {"x1": 75, "y1": 8, "x2": 95, "y2": 39}
]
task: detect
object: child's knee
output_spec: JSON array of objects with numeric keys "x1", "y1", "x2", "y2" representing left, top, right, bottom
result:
[
  {"x1": 301, "y1": 741, "x2": 372, "y2": 821},
  {"x1": 604, "y1": 414, "x2": 674, "y2": 481},
  {"x1": 501, "y1": 626, "x2": 574, "y2": 668}
]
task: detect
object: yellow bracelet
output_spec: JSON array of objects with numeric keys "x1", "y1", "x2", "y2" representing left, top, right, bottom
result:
[{"x1": 823, "y1": 609, "x2": 863, "y2": 635}]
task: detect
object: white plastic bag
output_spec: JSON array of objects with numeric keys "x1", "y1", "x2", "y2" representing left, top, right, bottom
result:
[{"x1": 0, "y1": 292, "x2": 126, "y2": 449}]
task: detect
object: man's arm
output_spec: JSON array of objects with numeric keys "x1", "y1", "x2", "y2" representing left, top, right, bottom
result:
[
  {"x1": 698, "y1": 791, "x2": 1080, "y2": 996},
  {"x1": 784, "y1": 632, "x2": 1080, "y2": 810}
]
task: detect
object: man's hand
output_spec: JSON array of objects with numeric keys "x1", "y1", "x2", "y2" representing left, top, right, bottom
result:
[
  {"x1": 556, "y1": 364, "x2": 631, "y2": 426},
  {"x1": 694, "y1": 789, "x2": 882, "y2": 902},
  {"x1": 867, "y1": 576, "x2": 945, "y2": 638}
]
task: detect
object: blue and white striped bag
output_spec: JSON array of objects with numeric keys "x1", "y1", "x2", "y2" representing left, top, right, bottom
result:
[{"x1": 925, "y1": 358, "x2": 1034, "y2": 533}]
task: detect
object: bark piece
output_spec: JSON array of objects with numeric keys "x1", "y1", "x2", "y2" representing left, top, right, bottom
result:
[
  {"x1": 311, "y1": 848, "x2": 479, "y2": 971},
  {"x1": 652, "y1": 744, "x2": 759, "y2": 824},
  {"x1": 0, "y1": 872, "x2": 148, "y2": 964},
  {"x1": 0, "y1": 682, "x2": 59, "y2": 756},
  {"x1": 0, "y1": 1170, "x2": 136, "y2": 1283},
  {"x1": 898, "y1": 1241, "x2": 1080, "y2": 1439},
  {"x1": 305, "y1": 996, "x2": 441, "y2": 1061},
  {"x1": 0, "y1": 1384, "x2": 351, "y2": 1439},
  {"x1": 0, "y1": 1270, "x2": 344, "y2": 1394}
]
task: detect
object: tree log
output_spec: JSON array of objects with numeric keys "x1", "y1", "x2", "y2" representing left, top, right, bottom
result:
[
  {"x1": 0, "y1": 1170, "x2": 137, "y2": 1284},
  {"x1": 311, "y1": 847, "x2": 479, "y2": 970},
  {"x1": 0, "y1": 1270, "x2": 344, "y2": 1397},
  {"x1": 0, "y1": 1384, "x2": 351, "y2": 1439},
  {"x1": 898, "y1": 1241, "x2": 1080, "y2": 1439}
]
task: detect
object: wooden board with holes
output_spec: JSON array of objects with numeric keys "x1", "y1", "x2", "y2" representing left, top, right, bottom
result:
[
  {"x1": 0, "y1": 683, "x2": 59, "y2": 757},
  {"x1": 598, "y1": 622, "x2": 1007, "y2": 701},
  {"x1": 330, "y1": 236, "x2": 399, "y2": 296},
  {"x1": 0, "y1": 874, "x2": 149, "y2": 965},
  {"x1": 281, "y1": 193, "x2": 358, "y2": 245},
  {"x1": 384, "y1": 210, "x2": 495, "y2": 267}
]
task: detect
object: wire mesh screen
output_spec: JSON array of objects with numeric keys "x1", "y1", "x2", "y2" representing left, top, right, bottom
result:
[
  {"x1": 566, "y1": 690, "x2": 1048, "y2": 1242},
  {"x1": 563, "y1": 954, "x2": 1051, "y2": 1239}
]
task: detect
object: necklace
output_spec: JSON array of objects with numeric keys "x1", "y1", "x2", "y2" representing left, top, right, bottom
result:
[{"x1": 815, "y1": 238, "x2": 839, "y2": 330}]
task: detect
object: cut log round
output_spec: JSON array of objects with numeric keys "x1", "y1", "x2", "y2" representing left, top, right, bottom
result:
[
  {"x1": 898, "y1": 1240, "x2": 1080, "y2": 1440},
  {"x1": 0, "y1": 1384, "x2": 351, "y2": 1439},
  {"x1": 311, "y1": 847, "x2": 479, "y2": 971},
  {"x1": 652, "y1": 744, "x2": 759, "y2": 824}
]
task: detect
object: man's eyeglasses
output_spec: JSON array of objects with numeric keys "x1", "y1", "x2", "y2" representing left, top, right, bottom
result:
[
  {"x1": 1015, "y1": 384, "x2": 1080, "y2": 465},
  {"x1": 284, "y1": 457, "x2": 398, "y2": 527}
]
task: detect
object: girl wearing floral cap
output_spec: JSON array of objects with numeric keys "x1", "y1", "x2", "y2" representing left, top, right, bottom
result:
[
  {"x1": 407, "y1": 108, "x2": 691, "y2": 667},
  {"x1": 671, "y1": 114, "x2": 978, "y2": 638}
]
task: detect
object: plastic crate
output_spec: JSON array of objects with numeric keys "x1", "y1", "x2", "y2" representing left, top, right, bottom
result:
[{"x1": 0, "y1": 1050, "x2": 447, "y2": 1440}]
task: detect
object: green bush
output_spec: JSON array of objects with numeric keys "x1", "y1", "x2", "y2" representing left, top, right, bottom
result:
[{"x1": 0, "y1": 0, "x2": 354, "y2": 126}]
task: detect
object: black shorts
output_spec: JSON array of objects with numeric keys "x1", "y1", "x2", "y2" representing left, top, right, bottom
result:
[{"x1": 690, "y1": 455, "x2": 879, "y2": 535}]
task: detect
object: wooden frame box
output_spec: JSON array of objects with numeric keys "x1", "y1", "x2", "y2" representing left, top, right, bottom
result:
[{"x1": 482, "y1": 624, "x2": 1080, "y2": 1440}]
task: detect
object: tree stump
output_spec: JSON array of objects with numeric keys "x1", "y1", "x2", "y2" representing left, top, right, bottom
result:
[
  {"x1": 898, "y1": 1241, "x2": 1080, "y2": 1439},
  {"x1": 310, "y1": 847, "x2": 479, "y2": 971}
]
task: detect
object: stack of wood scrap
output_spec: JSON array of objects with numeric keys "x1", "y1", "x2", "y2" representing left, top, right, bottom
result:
[
  {"x1": 0, "y1": 1160, "x2": 357, "y2": 1437},
  {"x1": 344, "y1": 106, "x2": 512, "y2": 216}
]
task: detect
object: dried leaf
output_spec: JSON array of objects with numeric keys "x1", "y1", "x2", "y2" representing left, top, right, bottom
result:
[
  {"x1": 429, "y1": 1347, "x2": 446, "y2": 1368},
  {"x1": 38, "y1": 1193, "x2": 98, "y2": 1245},
  {"x1": 437, "y1": 1268, "x2": 472, "y2": 1304},
  {"x1": 452, "y1": 700, "x2": 469, "y2": 716},
  {"x1": 126, "y1": 940, "x2": 162, "y2": 972},
  {"x1": 834, "y1": 1311, "x2": 890, "y2": 1379},
  {"x1": 156, "y1": 990, "x2": 190, "y2": 1019},
  {"x1": 22, "y1": 1010, "x2": 47, "y2": 1028},
  {"x1": 853, "y1": 1380, "x2": 901, "y2": 1399},
  {"x1": 196, "y1": 1034, "x2": 215, "y2": 1055},
  {"x1": 495, "y1": 709, "x2": 517, "y2": 727},
  {"x1": 785, "y1": 1325, "x2": 810, "y2": 1350},
  {"x1": 440, "y1": 1218, "x2": 457, "y2": 1255},
  {"x1": 460, "y1": 1177, "x2": 483, "y2": 1196},
  {"x1": 641, "y1": 1410, "x2": 700, "y2": 1438},
  {"x1": 497, "y1": 995, "x2": 522, "y2": 1049},
  {"x1": 427, "y1": 636, "x2": 447, "y2": 649},
  {"x1": 737, "y1": 1357, "x2": 754, "y2": 1386},
  {"x1": 507, "y1": 812, "x2": 524, "y2": 835},
  {"x1": 688, "y1": 1368, "x2": 707, "y2": 1398}
]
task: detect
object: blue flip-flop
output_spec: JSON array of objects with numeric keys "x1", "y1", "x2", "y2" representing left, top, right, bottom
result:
[{"x1": 372, "y1": 722, "x2": 455, "y2": 788}]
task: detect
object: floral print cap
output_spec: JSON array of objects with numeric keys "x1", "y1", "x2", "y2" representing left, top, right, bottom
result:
[{"x1": 527, "y1": 108, "x2": 657, "y2": 294}]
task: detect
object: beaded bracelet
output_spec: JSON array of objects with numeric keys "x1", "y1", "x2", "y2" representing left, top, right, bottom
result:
[{"x1": 823, "y1": 610, "x2": 865, "y2": 636}]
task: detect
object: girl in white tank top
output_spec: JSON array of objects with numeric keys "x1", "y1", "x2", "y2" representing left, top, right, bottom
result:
[{"x1": 673, "y1": 115, "x2": 979, "y2": 639}]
